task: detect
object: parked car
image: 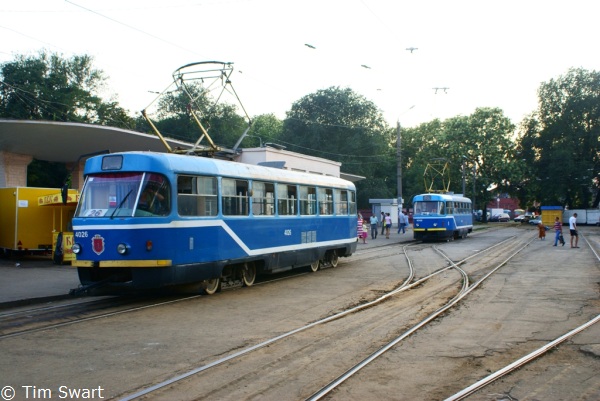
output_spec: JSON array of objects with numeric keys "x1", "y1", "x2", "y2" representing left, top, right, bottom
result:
[
  {"x1": 529, "y1": 217, "x2": 542, "y2": 225},
  {"x1": 490, "y1": 213, "x2": 510, "y2": 222},
  {"x1": 496, "y1": 213, "x2": 511, "y2": 222},
  {"x1": 515, "y1": 214, "x2": 534, "y2": 223}
]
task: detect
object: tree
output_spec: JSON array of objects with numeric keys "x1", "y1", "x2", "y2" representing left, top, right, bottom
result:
[
  {"x1": 0, "y1": 51, "x2": 135, "y2": 187},
  {"x1": 280, "y1": 87, "x2": 395, "y2": 208},
  {"x1": 400, "y1": 119, "x2": 445, "y2": 200},
  {"x1": 519, "y1": 68, "x2": 600, "y2": 208},
  {"x1": 0, "y1": 51, "x2": 133, "y2": 128},
  {"x1": 245, "y1": 113, "x2": 283, "y2": 147},
  {"x1": 401, "y1": 108, "x2": 518, "y2": 214}
]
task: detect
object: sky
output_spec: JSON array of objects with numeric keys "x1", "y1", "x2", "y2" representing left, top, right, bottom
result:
[{"x1": 2, "y1": 0, "x2": 600, "y2": 128}]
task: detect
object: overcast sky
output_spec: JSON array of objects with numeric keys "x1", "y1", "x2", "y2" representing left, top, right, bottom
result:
[{"x1": 2, "y1": 0, "x2": 599, "y2": 128}]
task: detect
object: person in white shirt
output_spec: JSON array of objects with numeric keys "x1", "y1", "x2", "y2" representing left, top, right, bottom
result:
[{"x1": 569, "y1": 213, "x2": 579, "y2": 248}]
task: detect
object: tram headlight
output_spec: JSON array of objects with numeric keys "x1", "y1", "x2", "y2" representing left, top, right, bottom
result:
[
  {"x1": 72, "y1": 243, "x2": 81, "y2": 254},
  {"x1": 117, "y1": 243, "x2": 130, "y2": 255}
]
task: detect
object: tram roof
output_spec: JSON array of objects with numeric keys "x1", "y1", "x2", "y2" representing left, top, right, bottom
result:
[
  {"x1": 0, "y1": 119, "x2": 192, "y2": 163},
  {"x1": 91, "y1": 151, "x2": 356, "y2": 189},
  {"x1": 412, "y1": 193, "x2": 471, "y2": 202}
]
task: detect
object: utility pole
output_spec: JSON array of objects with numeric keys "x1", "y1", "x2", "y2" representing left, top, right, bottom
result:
[
  {"x1": 397, "y1": 121, "x2": 403, "y2": 211},
  {"x1": 472, "y1": 164, "x2": 477, "y2": 211},
  {"x1": 461, "y1": 157, "x2": 466, "y2": 196}
]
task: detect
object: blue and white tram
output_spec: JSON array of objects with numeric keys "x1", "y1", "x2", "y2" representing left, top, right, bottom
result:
[
  {"x1": 71, "y1": 152, "x2": 358, "y2": 294},
  {"x1": 411, "y1": 193, "x2": 473, "y2": 241}
]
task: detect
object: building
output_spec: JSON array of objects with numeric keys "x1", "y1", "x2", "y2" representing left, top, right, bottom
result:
[{"x1": 0, "y1": 119, "x2": 363, "y2": 189}]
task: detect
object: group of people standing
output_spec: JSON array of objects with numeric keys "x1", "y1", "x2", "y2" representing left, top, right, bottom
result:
[{"x1": 357, "y1": 210, "x2": 410, "y2": 243}]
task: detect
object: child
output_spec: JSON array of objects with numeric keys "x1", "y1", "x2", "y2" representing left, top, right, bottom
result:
[
  {"x1": 361, "y1": 220, "x2": 368, "y2": 243},
  {"x1": 537, "y1": 221, "x2": 546, "y2": 240}
]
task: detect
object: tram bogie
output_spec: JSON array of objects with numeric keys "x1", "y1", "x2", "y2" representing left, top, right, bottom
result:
[{"x1": 71, "y1": 152, "x2": 358, "y2": 293}]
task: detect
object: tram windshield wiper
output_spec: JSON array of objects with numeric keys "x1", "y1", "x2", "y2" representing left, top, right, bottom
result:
[{"x1": 110, "y1": 190, "x2": 133, "y2": 219}]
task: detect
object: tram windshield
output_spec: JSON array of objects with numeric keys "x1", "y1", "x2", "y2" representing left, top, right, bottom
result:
[
  {"x1": 414, "y1": 200, "x2": 445, "y2": 215},
  {"x1": 75, "y1": 172, "x2": 171, "y2": 217}
]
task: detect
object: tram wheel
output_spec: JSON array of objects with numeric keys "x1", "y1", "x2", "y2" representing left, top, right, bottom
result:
[
  {"x1": 202, "y1": 278, "x2": 221, "y2": 295},
  {"x1": 309, "y1": 260, "x2": 320, "y2": 272},
  {"x1": 329, "y1": 251, "x2": 339, "y2": 268},
  {"x1": 242, "y1": 262, "x2": 256, "y2": 287}
]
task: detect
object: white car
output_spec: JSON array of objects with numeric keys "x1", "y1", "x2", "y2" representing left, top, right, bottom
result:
[{"x1": 495, "y1": 213, "x2": 511, "y2": 222}]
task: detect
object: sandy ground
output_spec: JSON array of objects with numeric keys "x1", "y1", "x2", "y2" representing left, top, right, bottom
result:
[{"x1": 0, "y1": 226, "x2": 598, "y2": 400}]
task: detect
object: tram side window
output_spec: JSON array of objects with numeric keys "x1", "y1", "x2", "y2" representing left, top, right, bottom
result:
[
  {"x1": 252, "y1": 181, "x2": 275, "y2": 216},
  {"x1": 349, "y1": 190, "x2": 357, "y2": 215},
  {"x1": 277, "y1": 184, "x2": 297, "y2": 216},
  {"x1": 177, "y1": 175, "x2": 218, "y2": 216},
  {"x1": 335, "y1": 189, "x2": 349, "y2": 215},
  {"x1": 299, "y1": 186, "x2": 317, "y2": 215},
  {"x1": 319, "y1": 187, "x2": 333, "y2": 215},
  {"x1": 446, "y1": 202, "x2": 454, "y2": 215},
  {"x1": 222, "y1": 178, "x2": 249, "y2": 216}
]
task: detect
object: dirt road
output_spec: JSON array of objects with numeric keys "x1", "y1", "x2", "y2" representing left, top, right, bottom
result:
[{"x1": 0, "y1": 226, "x2": 598, "y2": 400}]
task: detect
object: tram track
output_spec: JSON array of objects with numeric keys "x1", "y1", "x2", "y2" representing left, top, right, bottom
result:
[
  {"x1": 0, "y1": 243, "x2": 411, "y2": 340},
  {"x1": 0, "y1": 230, "x2": 481, "y2": 340},
  {"x1": 0, "y1": 295, "x2": 202, "y2": 340},
  {"x1": 117, "y1": 233, "x2": 529, "y2": 400},
  {"x1": 441, "y1": 232, "x2": 600, "y2": 400},
  {"x1": 3, "y1": 227, "x2": 595, "y2": 400}
]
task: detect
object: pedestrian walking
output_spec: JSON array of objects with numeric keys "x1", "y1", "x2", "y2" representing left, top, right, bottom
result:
[
  {"x1": 369, "y1": 214, "x2": 379, "y2": 239},
  {"x1": 552, "y1": 216, "x2": 564, "y2": 246},
  {"x1": 385, "y1": 213, "x2": 392, "y2": 239},
  {"x1": 380, "y1": 212, "x2": 386, "y2": 235},
  {"x1": 569, "y1": 213, "x2": 579, "y2": 248},
  {"x1": 398, "y1": 211, "x2": 408, "y2": 234},
  {"x1": 397, "y1": 210, "x2": 403, "y2": 234}
]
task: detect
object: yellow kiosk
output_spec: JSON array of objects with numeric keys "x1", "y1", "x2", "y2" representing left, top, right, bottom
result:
[{"x1": 37, "y1": 190, "x2": 79, "y2": 264}]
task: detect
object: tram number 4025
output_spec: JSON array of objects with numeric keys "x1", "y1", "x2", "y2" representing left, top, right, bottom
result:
[{"x1": 284, "y1": 229, "x2": 292, "y2": 236}]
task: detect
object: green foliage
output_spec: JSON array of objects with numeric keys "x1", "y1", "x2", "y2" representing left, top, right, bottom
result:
[
  {"x1": 401, "y1": 109, "x2": 518, "y2": 211},
  {"x1": 27, "y1": 159, "x2": 67, "y2": 188},
  {"x1": 246, "y1": 113, "x2": 283, "y2": 147},
  {"x1": 0, "y1": 51, "x2": 133, "y2": 128},
  {"x1": 0, "y1": 51, "x2": 135, "y2": 188},
  {"x1": 518, "y1": 68, "x2": 600, "y2": 208},
  {"x1": 5, "y1": 52, "x2": 600, "y2": 212},
  {"x1": 150, "y1": 82, "x2": 249, "y2": 147},
  {"x1": 280, "y1": 87, "x2": 394, "y2": 208}
]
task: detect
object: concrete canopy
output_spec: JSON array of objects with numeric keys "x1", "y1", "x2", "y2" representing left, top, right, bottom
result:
[{"x1": 0, "y1": 119, "x2": 192, "y2": 163}]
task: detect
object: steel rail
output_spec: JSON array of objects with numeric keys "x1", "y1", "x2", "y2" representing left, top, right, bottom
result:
[
  {"x1": 120, "y1": 236, "x2": 521, "y2": 400},
  {"x1": 0, "y1": 295, "x2": 203, "y2": 340},
  {"x1": 444, "y1": 314, "x2": 600, "y2": 401},
  {"x1": 443, "y1": 232, "x2": 600, "y2": 400},
  {"x1": 118, "y1": 244, "x2": 416, "y2": 401},
  {"x1": 306, "y1": 235, "x2": 533, "y2": 400}
]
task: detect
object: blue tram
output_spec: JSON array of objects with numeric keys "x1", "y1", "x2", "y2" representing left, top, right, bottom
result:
[
  {"x1": 411, "y1": 193, "x2": 473, "y2": 241},
  {"x1": 71, "y1": 152, "x2": 358, "y2": 294}
]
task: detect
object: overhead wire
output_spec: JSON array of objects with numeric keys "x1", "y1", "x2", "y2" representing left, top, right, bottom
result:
[{"x1": 3, "y1": 0, "x2": 397, "y2": 159}]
